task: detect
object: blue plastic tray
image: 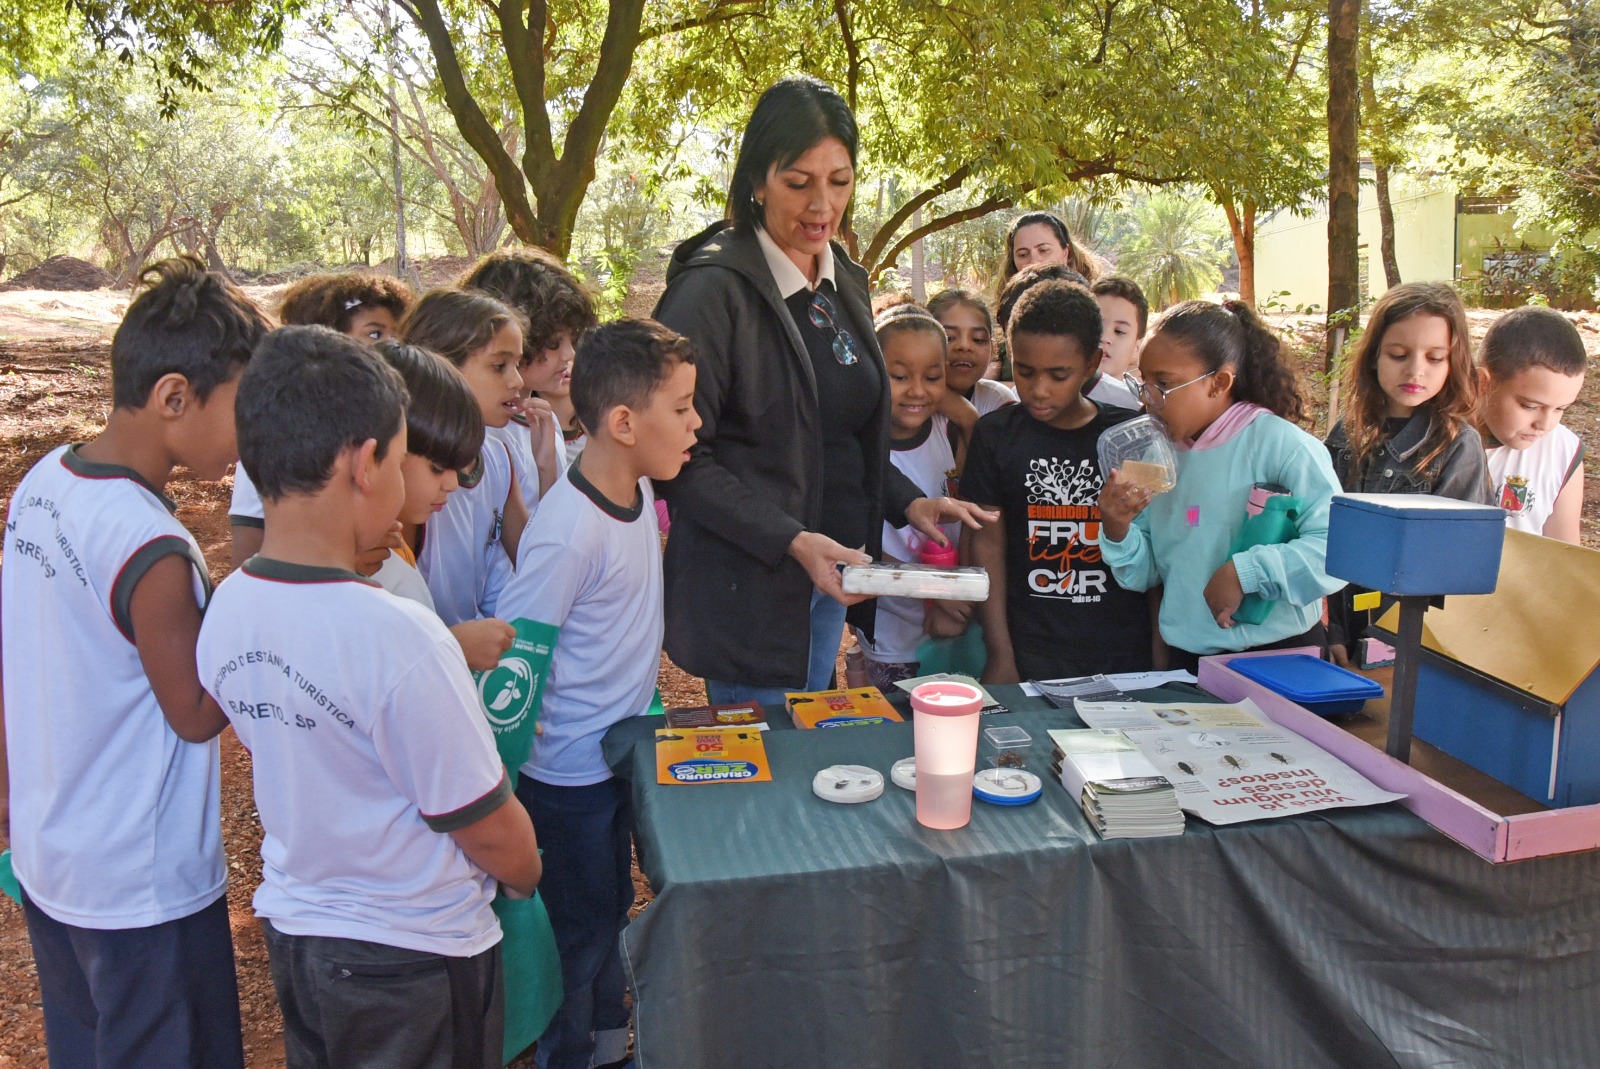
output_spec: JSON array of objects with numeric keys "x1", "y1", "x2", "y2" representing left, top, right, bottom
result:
[{"x1": 1228, "y1": 654, "x2": 1384, "y2": 716}]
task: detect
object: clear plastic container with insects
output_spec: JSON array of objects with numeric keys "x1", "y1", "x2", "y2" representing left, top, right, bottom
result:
[{"x1": 980, "y1": 725, "x2": 1033, "y2": 770}]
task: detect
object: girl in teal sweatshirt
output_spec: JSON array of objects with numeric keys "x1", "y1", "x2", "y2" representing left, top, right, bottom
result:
[{"x1": 1098, "y1": 301, "x2": 1344, "y2": 672}]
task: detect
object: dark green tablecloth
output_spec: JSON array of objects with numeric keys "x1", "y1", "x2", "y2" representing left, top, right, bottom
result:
[{"x1": 607, "y1": 685, "x2": 1600, "y2": 1069}]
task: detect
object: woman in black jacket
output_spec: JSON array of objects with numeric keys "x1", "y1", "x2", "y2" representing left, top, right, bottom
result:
[{"x1": 654, "y1": 76, "x2": 992, "y2": 703}]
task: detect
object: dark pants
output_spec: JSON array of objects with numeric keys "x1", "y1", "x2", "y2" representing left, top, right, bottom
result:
[
  {"x1": 1169, "y1": 621, "x2": 1329, "y2": 674},
  {"x1": 515, "y1": 775, "x2": 635, "y2": 1069},
  {"x1": 21, "y1": 890, "x2": 244, "y2": 1069},
  {"x1": 261, "y1": 921, "x2": 503, "y2": 1069}
]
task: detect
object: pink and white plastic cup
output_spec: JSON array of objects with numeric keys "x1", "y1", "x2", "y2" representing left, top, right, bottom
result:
[{"x1": 911, "y1": 681, "x2": 985, "y2": 829}]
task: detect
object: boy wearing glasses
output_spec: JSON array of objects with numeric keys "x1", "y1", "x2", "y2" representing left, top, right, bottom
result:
[{"x1": 963, "y1": 280, "x2": 1157, "y2": 683}]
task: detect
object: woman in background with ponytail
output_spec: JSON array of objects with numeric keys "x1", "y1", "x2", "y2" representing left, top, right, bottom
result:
[
  {"x1": 1096, "y1": 300, "x2": 1344, "y2": 672},
  {"x1": 994, "y1": 211, "x2": 1106, "y2": 301}
]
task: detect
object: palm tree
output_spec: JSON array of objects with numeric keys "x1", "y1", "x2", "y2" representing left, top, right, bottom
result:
[{"x1": 1117, "y1": 192, "x2": 1230, "y2": 308}]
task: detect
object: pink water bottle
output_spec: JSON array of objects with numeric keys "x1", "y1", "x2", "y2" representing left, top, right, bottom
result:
[
  {"x1": 918, "y1": 536, "x2": 958, "y2": 617},
  {"x1": 918, "y1": 536, "x2": 959, "y2": 569},
  {"x1": 911, "y1": 680, "x2": 985, "y2": 829}
]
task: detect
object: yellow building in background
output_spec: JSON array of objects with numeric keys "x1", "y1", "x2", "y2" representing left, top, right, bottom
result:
[{"x1": 1253, "y1": 166, "x2": 1559, "y2": 311}]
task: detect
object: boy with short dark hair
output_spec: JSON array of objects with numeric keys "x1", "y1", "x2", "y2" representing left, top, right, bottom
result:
[
  {"x1": 496, "y1": 318, "x2": 700, "y2": 1069},
  {"x1": 999, "y1": 264, "x2": 1140, "y2": 409},
  {"x1": 1091, "y1": 275, "x2": 1150, "y2": 383},
  {"x1": 1478, "y1": 305, "x2": 1590, "y2": 543},
  {"x1": 963, "y1": 280, "x2": 1154, "y2": 682},
  {"x1": 196, "y1": 326, "x2": 541, "y2": 1069},
  {"x1": 1, "y1": 255, "x2": 268, "y2": 1069}
]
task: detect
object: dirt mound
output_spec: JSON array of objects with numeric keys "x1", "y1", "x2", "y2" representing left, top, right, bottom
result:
[
  {"x1": 416, "y1": 255, "x2": 476, "y2": 287},
  {"x1": 0, "y1": 256, "x2": 115, "y2": 293}
]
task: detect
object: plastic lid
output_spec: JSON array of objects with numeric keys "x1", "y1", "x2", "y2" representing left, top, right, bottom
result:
[
  {"x1": 1330, "y1": 493, "x2": 1504, "y2": 519},
  {"x1": 910, "y1": 681, "x2": 986, "y2": 717},
  {"x1": 983, "y1": 725, "x2": 1032, "y2": 747},
  {"x1": 973, "y1": 768, "x2": 1043, "y2": 806},
  {"x1": 1228, "y1": 654, "x2": 1384, "y2": 703},
  {"x1": 813, "y1": 765, "x2": 885, "y2": 803},
  {"x1": 890, "y1": 757, "x2": 917, "y2": 791}
]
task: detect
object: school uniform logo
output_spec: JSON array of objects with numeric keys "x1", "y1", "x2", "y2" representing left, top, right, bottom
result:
[
  {"x1": 1499, "y1": 476, "x2": 1531, "y2": 514},
  {"x1": 1022, "y1": 457, "x2": 1108, "y2": 601}
]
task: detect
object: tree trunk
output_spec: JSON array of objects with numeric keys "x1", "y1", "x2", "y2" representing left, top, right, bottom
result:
[
  {"x1": 910, "y1": 207, "x2": 925, "y2": 301},
  {"x1": 1326, "y1": 0, "x2": 1361, "y2": 372},
  {"x1": 1373, "y1": 161, "x2": 1400, "y2": 288},
  {"x1": 1220, "y1": 197, "x2": 1258, "y2": 307},
  {"x1": 203, "y1": 232, "x2": 231, "y2": 278},
  {"x1": 1359, "y1": 55, "x2": 1401, "y2": 290}
]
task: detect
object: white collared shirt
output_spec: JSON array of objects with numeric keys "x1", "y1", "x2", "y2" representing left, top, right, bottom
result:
[{"x1": 754, "y1": 225, "x2": 836, "y2": 298}]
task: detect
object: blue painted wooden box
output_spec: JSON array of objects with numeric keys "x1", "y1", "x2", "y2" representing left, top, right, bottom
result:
[
  {"x1": 1326, "y1": 493, "x2": 1506, "y2": 596},
  {"x1": 1373, "y1": 531, "x2": 1600, "y2": 808}
]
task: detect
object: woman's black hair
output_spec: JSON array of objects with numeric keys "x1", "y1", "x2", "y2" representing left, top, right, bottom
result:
[
  {"x1": 374, "y1": 341, "x2": 485, "y2": 471},
  {"x1": 728, "y1": 76, "x2": 858, "y2": 232},
  {"x1": 1152, "y1": 300, "x2": 1305, "y2": 422}
]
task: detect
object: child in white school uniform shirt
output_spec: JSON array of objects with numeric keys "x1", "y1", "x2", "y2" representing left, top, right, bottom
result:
[
  {"x1": 495, "y1": 319, "x2": 701, "y2": 1069},
  {"x1": 399, "y1": 288, "x2": 533, "y2": 626},
  {"x1": 198, "y1": 328, "x2": 540, "y2": 1069},
  {"x1": 1, "y1": 257, "x2": 270, "y2": 1069}
]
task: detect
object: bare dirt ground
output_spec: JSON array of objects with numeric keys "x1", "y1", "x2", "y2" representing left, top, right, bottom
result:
[{"x1": 0, "y1": 287, "x2": 1595, "y2": 1067}]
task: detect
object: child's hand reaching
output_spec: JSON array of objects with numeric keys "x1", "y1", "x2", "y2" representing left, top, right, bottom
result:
[
  {"x1": 1098, "y1": 470, "x2": 1152, "y2": 542},
  {"x1": 1203, "y1": 560, "x2": 1245, "y2": 628},
  {"x1": 355, "y1": 522, "x2": 405, "y2": 576},
  {"x1": 450, "y1": 618, "x2": 517, "y2": 672},
  {"x1": 520, "y1": 396, "x2": 563, "y2": 496},
  {"x1": 923, "y1": 599, "x2": 973, "y2": 639}
]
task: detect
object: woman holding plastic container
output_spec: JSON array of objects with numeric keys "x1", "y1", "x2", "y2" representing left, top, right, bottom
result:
[{"x1": 654, "y1": 76, "x2": 993, "y2": 706}]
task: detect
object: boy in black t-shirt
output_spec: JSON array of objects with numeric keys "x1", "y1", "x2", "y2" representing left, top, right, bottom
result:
[{"x1": 963, "y1": 280, "x2": 1155, "y2": 682}]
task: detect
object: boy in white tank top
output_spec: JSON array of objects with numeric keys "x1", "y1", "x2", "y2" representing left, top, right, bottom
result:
[
  {"x1": 1, "y1": 257, "x2": 269, "y2": 1068},
  {"x1": 198, "y1": 327, "x2": 540, "y2": 1069},
  {"x1": 1478, "y1": 306, "x2": 1589, "y2": 544}
]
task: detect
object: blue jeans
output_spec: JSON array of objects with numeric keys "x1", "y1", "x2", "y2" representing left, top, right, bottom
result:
[
  {"x1": 514, "y1": 776, "x2": 634, "y2": 1069},
  {"x1": 22, "y1": 891, "x2": 244, "y2": 1069},
  {"x1": 706, "y1": 586, "x2": 850, "y2": 707}
]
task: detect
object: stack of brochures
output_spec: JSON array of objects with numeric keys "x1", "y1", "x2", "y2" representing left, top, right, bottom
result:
[{"x1": 1048, "y1": 728, "x2": 1185, "y2": 839}]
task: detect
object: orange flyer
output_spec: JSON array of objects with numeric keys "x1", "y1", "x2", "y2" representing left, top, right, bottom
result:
[
  {"x1": 785, "y1": 687, "x2": 905, "y2": 729},
  {"x1": 655, "y1": 728, "x2": 772, "y2": 785}
]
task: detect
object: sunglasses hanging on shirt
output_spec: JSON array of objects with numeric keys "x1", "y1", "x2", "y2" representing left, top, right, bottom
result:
[{"x1": 807, "y1": 289, "x2": 861, "y2": 367}]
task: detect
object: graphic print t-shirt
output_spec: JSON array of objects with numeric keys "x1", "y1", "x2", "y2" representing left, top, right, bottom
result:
[{"x1": 962, "y1": 403, "x2": 1153, "y2": 677}]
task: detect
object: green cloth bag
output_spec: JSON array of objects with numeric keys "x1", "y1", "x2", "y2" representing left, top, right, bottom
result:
[
  {"x1": 0, "y1": 849, "x2": 20, "y2": 905},
  {"x1": 473, "y1": 618, "x2": 560, "y2": 785},
  {"x1": 472, "y1": 618, "x2": 564, "y2": 1063},
  {"x1": 494, "y1": 890, "x2": 564, "y2": 1064}
]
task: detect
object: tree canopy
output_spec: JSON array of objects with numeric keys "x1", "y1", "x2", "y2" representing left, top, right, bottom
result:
[{"x1": 0, "y1": 0, "x2": 1594, "y2": 310}]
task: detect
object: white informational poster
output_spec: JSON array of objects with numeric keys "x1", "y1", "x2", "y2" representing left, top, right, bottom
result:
[{"x1": 1073, "y1": 698, "x2": 1405, "y2": 826}]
